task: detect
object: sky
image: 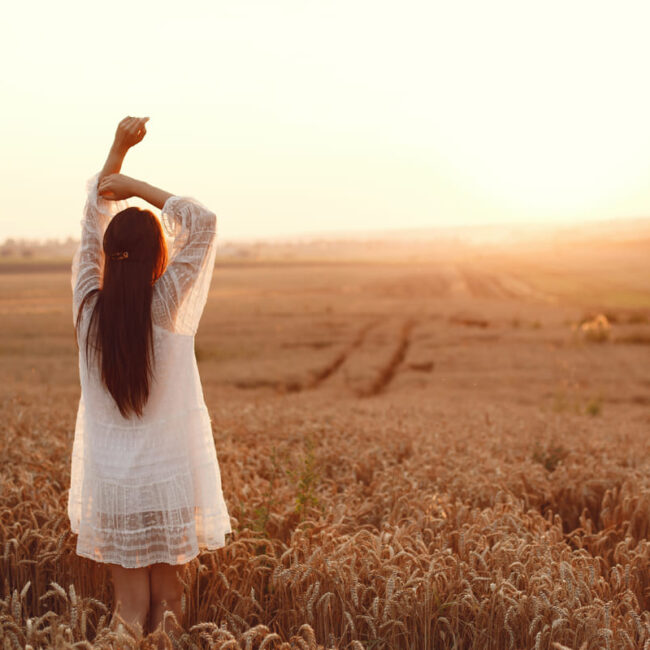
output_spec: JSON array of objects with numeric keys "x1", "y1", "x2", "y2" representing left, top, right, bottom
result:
[{"x1": 3, "y1": 0, "x2": 650, "y2": 242}]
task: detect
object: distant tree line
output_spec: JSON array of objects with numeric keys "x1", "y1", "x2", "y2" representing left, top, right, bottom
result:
[{"x1": 0, "y1": 237, "x2": 79, "y2": 260}]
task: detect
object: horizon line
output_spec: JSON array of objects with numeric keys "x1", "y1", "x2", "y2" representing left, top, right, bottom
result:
[{"x1": 3, "y1": 213, "x2": 650, "y2": 247}]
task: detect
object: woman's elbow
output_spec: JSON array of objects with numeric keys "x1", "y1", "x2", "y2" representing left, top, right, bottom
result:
[{"x1": 205, "y1": 211, "x2": 217, "y2": 235}]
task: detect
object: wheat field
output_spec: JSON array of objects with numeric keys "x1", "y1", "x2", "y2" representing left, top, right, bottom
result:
[{"x1": 2, "y1": 243, "x2": 650, "y2": 648}]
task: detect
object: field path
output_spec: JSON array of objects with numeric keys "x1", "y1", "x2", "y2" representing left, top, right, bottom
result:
[
  {"x1": 356, "y1": 319, "x2": 416, "y2": 396},
  {"x1": 304, "y1": 319, "x2": 379, "y2": 389},
  {"x1": 460, "y1": 267, "x2": 555, "y2": 302},
  {"x1": 441, "y1": 264, "x2": 470, "y2": 297}
]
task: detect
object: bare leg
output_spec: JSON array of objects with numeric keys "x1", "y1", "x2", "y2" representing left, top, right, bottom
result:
[
  {"x1": 109, "y1": 564, "x2": 150, "y2": 639},
  {"x1": 149, "y1": 562, "x2": 185, "y2": 637}
]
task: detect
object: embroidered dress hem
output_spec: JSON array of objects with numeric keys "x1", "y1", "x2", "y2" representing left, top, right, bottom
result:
[{"x1": 70, "y1": 520, "x2": 233, "y2": 569}]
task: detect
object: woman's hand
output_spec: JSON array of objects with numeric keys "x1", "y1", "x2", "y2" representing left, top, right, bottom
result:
[
  {"x1": 113, "y1": 116, "x2": 149, "y2": 153},
  {"x1": 98, "y1": 174, "x2": 137, "y2": 201},
  {"x1": 98, "y1": 174, "x2": 173, "y2": 209},
  {"x1": 98, "y1": 174, "x2": 173, "y2": 210},
  {"x1": 98, "y1": 116, "x2": 149, "y2": 182}
]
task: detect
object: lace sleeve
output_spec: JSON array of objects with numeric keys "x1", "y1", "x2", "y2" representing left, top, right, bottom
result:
[
  {"x1": 152, "y1": 196, "x2": 217, "y2": 335},
  {"x1": 71, "y1": 173, "x2": 128, "y2": 325}
]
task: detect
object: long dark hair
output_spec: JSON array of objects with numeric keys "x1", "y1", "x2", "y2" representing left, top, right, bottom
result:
[{"x1": 75, "y1": 207, "x2": 168, "y2": 419}]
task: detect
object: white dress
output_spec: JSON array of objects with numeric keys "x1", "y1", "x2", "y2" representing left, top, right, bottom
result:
[{"x1": 68, "y1": 173, "x2": 232, "y2": 569}]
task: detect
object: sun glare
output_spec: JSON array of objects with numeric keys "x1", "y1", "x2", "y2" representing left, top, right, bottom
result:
[{"x1": 2, "y1": 0, "x2": 650, "y2": 240}]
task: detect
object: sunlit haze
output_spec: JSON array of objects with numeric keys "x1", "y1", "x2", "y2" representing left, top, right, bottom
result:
[{"x1": 3, "y1": 0, "x2": 650, "y2": 243}]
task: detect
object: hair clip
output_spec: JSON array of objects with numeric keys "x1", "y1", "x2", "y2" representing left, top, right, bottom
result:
[{"x1": 109, "y1": 251, "x2": 129, "y2": 261}]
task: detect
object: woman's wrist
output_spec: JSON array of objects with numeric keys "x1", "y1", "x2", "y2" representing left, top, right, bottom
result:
[
  {"x1": 127, "y1": 177, "x2": 145, "y2": 199},
  {"x1": 99, "y1": 144, "x2": 127, "y2": 181},
  {"x1": 110, "y1": 141, "x2": 129, "y2": 157},
  {"x1": 134, "y1": 179, "x2": 174, "y2": 210}
]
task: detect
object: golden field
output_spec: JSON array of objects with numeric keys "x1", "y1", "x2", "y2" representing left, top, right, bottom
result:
[{"x1": 2, "y1": 231, "x2": 650, "y2": 649}]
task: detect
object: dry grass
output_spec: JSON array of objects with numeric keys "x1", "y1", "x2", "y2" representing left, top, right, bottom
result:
[
  {"x1": 2, "y1": 255, "x2": 650, "y2": 649},
  {"x1": 577, "y1": 314, "x2": 611, "y2": 343},
  {"x1": 4, "y1": 392, "x2": 650, "y2": 649}
]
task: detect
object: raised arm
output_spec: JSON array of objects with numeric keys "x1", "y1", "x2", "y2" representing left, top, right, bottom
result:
[
  {"x1": 98, "y1": 174, "x2": 173, "y2": 210},
  {"x1": 71, "y1": 117, "x2": 149, "y2": 325},
  {"x1": 153, "y1": 195, "x2": 217, "y2": 335},
  {"x1": 99, "y1": 117, "x2": 149, "y2": 181},
  {"x1": 98, "y1": 173, "x2": 218, "y2": 335}
]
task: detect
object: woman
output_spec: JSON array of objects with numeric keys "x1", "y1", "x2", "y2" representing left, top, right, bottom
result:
[{"x1": 69, "y1": 116, "x2": 232, "y2": 639}]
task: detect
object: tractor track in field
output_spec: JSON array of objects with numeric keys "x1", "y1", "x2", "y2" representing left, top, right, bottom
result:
[
  {"x1": 304, "y1": 319, "x2": 380, "y2": 389},
  {"x1": 232, "y1": 317, "x2": 417, "y2": 396},
  {"x1": 357, "y1": 319, "x2": 416, "y2": 397},
  {"x1": 230, "y1": 319, "x2": 381, "y2": 394},
  {"x1": 460, "y1": 268, "x2": 555, "y2": 302}
]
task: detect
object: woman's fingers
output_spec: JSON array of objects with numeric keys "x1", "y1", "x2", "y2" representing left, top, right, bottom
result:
[
  {"x1": 127, "y1": 117, "x2": 146, "y2": 137},
  {"x1": 115, "y1": 116, "x2": 149, "y2": 147},
  {"x1": 98, "y1": 174, "x2": 122, "y2": 199},
  {"x1": 120, "y1": 116, "x2": 148, "y2": 129},
  {"x1": 133, "y1": 117, "x2": 148, "y2": 141},
  {"x1": 99, "y1": 174, "x2": 115, "y2": 189}
]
